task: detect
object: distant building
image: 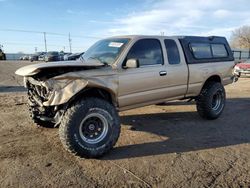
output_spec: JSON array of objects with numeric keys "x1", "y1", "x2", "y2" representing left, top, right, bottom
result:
[{"x1": 5, "y1": 53, "x2": 31, "y2": 60}]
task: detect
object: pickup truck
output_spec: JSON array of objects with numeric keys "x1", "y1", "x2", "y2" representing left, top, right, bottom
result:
[{"x1": 15, "y1": 35, "x2": 235, "y2": 158}]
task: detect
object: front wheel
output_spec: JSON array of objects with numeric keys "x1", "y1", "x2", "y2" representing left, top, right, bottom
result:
[
  {"x1": 59, "y1": 98, "x2": 120, "y2": 158},
  {"x1": 196, "y1": 82, "x2": 226, "y2": 120}
]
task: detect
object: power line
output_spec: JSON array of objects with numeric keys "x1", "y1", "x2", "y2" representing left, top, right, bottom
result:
[
  {"x1": 2, "y1": 41, "x2": 85, "y2": 48},
  {"x1": 0, "y1": 28, "x2": 102, "y2": 39},
  {"x1": 0, "y1": 29, "x2": 43, "y2": 34},
  {"x1": 0, "y1": 28, "x2": 102, "y2": 53}
]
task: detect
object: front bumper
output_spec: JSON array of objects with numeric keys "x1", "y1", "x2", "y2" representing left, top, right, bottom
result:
[
  {"x1": 25, "y1": 76, "x2": 88, "y2": 107},
  {"x1": 234, "y1": 68, "x2": 250, "y2": 76}
]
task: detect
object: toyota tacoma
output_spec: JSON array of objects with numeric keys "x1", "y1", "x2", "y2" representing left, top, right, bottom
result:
[{"x1": 16, "y1": 35, "x2": 235, "y2": 158}]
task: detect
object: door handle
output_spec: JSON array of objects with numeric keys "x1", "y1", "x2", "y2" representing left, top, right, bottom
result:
[{"x1": 159, "y1": 71, "x2": 167, "y2": 76}]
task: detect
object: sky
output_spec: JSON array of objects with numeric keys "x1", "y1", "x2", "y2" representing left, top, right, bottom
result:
[{"x1": 0, "y1": 0, "x2": 250, "y2": 53}]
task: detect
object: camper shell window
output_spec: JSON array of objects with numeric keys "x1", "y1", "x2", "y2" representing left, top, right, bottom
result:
[{"x1": 179, "y1": 36, "x2": 234, "y2": 64}]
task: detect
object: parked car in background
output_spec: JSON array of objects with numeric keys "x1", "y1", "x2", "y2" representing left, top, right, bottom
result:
[
  {"x1": 234, "y1": 59, "x2": 250, "y2": 77},
  {"x1": 0, "y1": 49, "x2": 6, "y2": 60},
  {"x1": 20, "y1": 55, "x2": 30, "y2": 60},
  {"x1": 44, "y1": 51, "x2": 61, "y2": 62},
  {"x1": 63, "y1": 53, "x2": 72, "y2": 61},
  {"x1": 59, "y1": 51, "x2": 66, "y2": 61},
  {"x1": 38, "y1": 53, "x2": 46, "y2": 61},
  {"x1": 67, "y1": 52, "x2": 84, "y2": 60},
  {"x1": 30, "y1": 52, "x2": 46, "y2": 62}
]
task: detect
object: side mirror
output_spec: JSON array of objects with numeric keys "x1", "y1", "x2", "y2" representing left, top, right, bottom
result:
[{"x1": 124, "y1": 59, "x2": 139, "y2": 69}]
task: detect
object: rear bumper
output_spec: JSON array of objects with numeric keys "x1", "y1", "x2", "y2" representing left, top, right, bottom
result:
[{"x1": 222, "y1": 76, "x2": 236, "y2": 85}]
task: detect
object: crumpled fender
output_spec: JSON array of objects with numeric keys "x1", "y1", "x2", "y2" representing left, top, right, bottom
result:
[{"x1": 42, "y1": 71, "x2": 118, "y2": 106}]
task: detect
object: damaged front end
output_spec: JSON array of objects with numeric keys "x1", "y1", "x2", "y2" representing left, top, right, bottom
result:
[
  {"x1": 25, "y1": 73, "x2": 90, "y2": 126},
  {"x1": 26, "y1": 77, "x2": 65, "y2": 126},
  {"x1": 16, "y1": 61, "x2": 118, "y2": 127}
]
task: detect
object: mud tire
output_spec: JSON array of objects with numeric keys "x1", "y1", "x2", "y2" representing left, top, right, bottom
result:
[
  {"x1": 59, "y1": 97, "x2": 120, "y2": 158},
  {"x1": 196, "y1": 82, "x2": 226, "y2": 120}
]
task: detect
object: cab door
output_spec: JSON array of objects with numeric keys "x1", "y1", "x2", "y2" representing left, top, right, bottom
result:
[
  {"x1": 161, "y1": 39, "x2": 189, "y2": 98},
  {"x1": 118, "y1": 38, "x2": 168, "y2": 109}
]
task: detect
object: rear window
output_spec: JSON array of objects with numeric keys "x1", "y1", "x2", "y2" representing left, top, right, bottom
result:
[
  {"x1": 211, "y1": 44, "x2": 228, "y2": 57},
  {"x1": 190, "y1": 43, "x2": 212, "y2": 59},
  {"x1": 164, "y1": 39, "x2": 180, "y2": 64},
  {"x1": 190, "y1": 43, "x2": 228, "y2": 59}
]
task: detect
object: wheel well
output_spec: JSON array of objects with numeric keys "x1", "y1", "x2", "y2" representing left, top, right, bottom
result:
[
  {"x1": 203, "y1": 75, "x2": 221, "y2": 87},
  {"x1": 197, "y1": 75, "x2": 221, "y2": 97},
  {"x1": 68, "y1": 87, "x2": 115, "y2": 106}
]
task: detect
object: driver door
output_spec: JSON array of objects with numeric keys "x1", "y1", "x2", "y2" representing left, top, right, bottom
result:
[{"x1": 118, "y1": 38, "x2": 168, "y2": 109}]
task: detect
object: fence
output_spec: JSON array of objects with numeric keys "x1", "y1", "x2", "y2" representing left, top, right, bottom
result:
[{"x1": 232, "y1": 49, "x2": 250, "y2": 60}]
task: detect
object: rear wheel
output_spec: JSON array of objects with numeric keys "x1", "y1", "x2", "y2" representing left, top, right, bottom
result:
[
  {"x1": 196, "y1": 82, "x2": 226, "y2": 120},
  {"x1": 59, "y1": 97, "x2": 120, "y2": 158}
]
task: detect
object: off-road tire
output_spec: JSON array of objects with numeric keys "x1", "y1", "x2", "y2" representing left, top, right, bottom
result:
[
  {"x1": 196, "y1": 82, "x2": 226, "y2": 120},
  {"x1": 59, "y1": 97, "x2": 120, "y2": 158}
]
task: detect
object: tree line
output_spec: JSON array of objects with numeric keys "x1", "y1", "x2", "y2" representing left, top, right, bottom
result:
[{"x1": 230, "y1": 25, "x2": 250, "y2": 49}]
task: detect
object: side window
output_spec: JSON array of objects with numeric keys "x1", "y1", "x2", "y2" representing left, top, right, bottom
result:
[
  {"x1": 190, "y1": 43, "x2": 212, "y2": 59},
  {"x1": 164, "y1": 39, "x2": 180, "y2": 64},
  {"x1": 126, "y1": 39, "x2": 163, "y2": 66},
  {"x1": 211, "y1": 44, "x2": 228, "y2": 57}
]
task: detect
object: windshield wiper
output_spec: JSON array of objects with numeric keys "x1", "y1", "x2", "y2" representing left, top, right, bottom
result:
[{"x1": 88, "y1": 57, "x2": 108, "y2": 66}]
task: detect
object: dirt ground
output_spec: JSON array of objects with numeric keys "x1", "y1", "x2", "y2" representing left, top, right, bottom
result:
[{"x1": 0, "y1": 61, "x2": 249, "y2": 188}]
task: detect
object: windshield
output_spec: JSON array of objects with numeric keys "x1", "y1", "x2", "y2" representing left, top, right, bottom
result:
[
  {"x1": 81, "y1": 38, "x2": 129, "y2": 65},
  {"x1": 47, "y1": 51, "x2": 58, "y2": 56}
]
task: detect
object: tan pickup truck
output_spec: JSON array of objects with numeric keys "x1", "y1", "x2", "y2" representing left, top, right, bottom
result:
[{"x1": 16, "y1": 35, "x2": 235, "y2": 158}]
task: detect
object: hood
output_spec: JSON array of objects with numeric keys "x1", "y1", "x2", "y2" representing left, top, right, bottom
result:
[
  {"x1": 236, "y1": 63, "x2": 250, "y2": 69},
  {"x1": 15, "y1": 60, "x2": 104, "y2": 76}
]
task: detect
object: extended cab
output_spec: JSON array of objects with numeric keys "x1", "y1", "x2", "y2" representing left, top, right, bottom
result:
[{"x1": 16, "y1": 35, "x2": 235, "y2": 158}]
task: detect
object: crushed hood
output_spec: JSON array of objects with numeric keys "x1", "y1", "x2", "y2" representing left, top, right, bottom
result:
[{"x1": 15, "y1": 60, "x2": 104, "y2": 76}]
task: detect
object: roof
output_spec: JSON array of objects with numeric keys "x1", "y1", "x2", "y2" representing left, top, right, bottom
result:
[{"x1": 106, "y1": 35, "x2": 227, "y2": 41}]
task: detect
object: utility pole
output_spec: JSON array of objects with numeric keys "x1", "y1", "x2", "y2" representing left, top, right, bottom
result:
[
  {"x1": 69, "y1": 32, "x2": 72, "y2": 53},
  {"x1": 43, "y1": 32, "x2": 47, "y2": 52},
  {"x1": 35, "y1": 47, "x2": 37, "y2": 53}
]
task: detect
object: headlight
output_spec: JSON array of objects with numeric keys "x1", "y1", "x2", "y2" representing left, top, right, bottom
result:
[{"x1": 234, "y1": 66, "x2": 240, "y2": 70}]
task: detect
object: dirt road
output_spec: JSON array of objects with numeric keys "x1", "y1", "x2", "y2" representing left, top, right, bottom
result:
[{"x1": 0, "y1": 61, "x2": 249, "y2": 187}]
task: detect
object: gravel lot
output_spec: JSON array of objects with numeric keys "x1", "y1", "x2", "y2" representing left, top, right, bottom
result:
[{"x1": 0, "y1": 61, "x2": 249, "y2": 188}]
